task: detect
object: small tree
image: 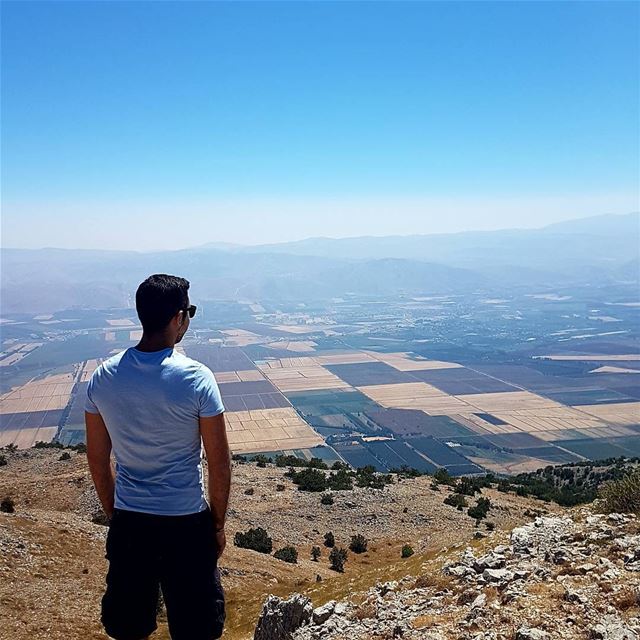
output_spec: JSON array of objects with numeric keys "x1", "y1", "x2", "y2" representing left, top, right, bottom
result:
[
  {"x1": 320, "y1": 493, "x2": 334, "y2": 505},
  {"x1": 234, "y1": 527, "x2": 273, "y2": 553},
  {"x1": 327, "y1": 469, "x2": 353, "y2": 491},
  {"x1": 0, "y1": 455, "x2": 7, "y2": 467},
  {"x1": 324, "y1": 531, "x2": 335, "y2": 548},
  {"x1": 311, "y1": 546, "x2": 321, "y2": 562},
  {"x1": 599, "y1": 469, "x2": 640, "y2": 515},
  {"x1": 433, "y1": 468, "x2": 454, "y2": 486},
  {"x1": 468, "y1": 497, "x2": 491, "y2": 521},
  {"x1": 291, "y1": 468, "x2": 328, "y2": 492},
  {"x1": 401, "y1": 544, "x2": 414, "y2": 558},
  {"x1": 59, "y1": 451, "x2": 72, "y2": 461},
  {"x1": 1, "y1": 496, "x2": 15, "y2": 513},
  {"x1": 349, "y1": 534, "x2": 368, "y2": 554},
  {"x1": 274, "y1": 546, "x2": 298, "y2": 564},
  {"x1": 329, "y1": 547, "x2": 348, "y2": 573}
]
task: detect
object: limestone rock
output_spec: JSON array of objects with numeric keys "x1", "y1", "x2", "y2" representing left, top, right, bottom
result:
[{"x1": 254, "y1": 593, "x2": 313, "y2": 640}]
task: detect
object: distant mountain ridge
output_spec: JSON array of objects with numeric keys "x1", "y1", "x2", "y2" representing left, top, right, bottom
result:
[{"x1": 1, "y1": 212, "x2": 638, "y2": 314}]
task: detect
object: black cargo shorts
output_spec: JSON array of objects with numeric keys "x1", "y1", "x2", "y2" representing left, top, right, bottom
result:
[{"x1": 101, "y1": 506, "x2": 225, "y2": 640}]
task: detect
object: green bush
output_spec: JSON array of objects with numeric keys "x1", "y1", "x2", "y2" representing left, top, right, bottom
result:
[
  {"x1": 274, "y1": 546, "x2": 298, "y2": 564},
  {"x1": 401, "y1": 544, "x2": 414, "y2": 558},
  {"x1": 329, "y1": 547, "x2": 348, "y2": 573},
  {"x1": 327, "y1": 469, "x2": 353, "y2": 491},
  {"x1": 289, "y1": 468, "x2": 328, "y2": 492},
  {"x1": 323, "y1": 531, "x2": 335, "y2": 548},
  {"x1": 234, "y1": 527, "x2": 273, "y2": 553},
  {"x1": 599, "y1": 468, "x2": 640, "y2": 515},
  {"x1": 468, "y1": 497, "x2": 492, "y2": 520},
  {"x1": 0, "y1": 455, "x2": 7, "y2": 467},
  {"x1": 433, "y1": 468, "x2": 455, "y2": 486},
  {"x1": 455, "y1": 477, "x2": 482, "y2": 497},
  {"x1": 34, "y1": 440, "x2": 63, "y2": 449},
  {"x1": 443, "y1": 494, "x2": 468, "y2": 509},
  {"x1": 320, "y1": 493, "x2": 334, "y2": 505},
  {"x1": 349, "y1": 534, "x2": 368, "y2": 554},
  {"x1": 59, "y1": 452, "x2": 72, "y2": 461},
  {"x1": 311, "y1": 546, "x2": 321, "y2": 561},
  {"x1": 1, "y1": 496, "x2": 15, "y2": 513}
]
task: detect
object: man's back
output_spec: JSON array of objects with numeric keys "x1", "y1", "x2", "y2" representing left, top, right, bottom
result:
[{"x1": 85, "y1": 345, "x2": 224, "y2": 515}]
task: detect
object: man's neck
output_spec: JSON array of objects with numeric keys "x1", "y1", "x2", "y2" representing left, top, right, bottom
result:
[{"x1": 134, "y1": 333, "x2": 175, "y2": 352}]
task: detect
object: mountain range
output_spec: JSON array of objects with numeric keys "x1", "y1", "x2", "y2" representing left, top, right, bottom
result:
[{"x1": 1, "y1": 212, "x2": 638, "y2": 314}]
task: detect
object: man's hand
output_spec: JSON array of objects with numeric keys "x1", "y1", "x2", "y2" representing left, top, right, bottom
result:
[{"x1": 215, "y1": 528, "x2": 226, "y2": 559}]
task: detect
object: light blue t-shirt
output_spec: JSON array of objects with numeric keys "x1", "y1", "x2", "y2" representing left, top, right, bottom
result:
[{"x1": 84, "y1": 346, "x2": 225, "y2": 516}]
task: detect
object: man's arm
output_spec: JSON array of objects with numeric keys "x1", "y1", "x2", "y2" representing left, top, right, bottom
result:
[
  {"x1": 85, "y1": 411, "x2": 115, "y2": 519},
  {"x1": 200, "y1": 412, "x2": 231, "y2": 558}
]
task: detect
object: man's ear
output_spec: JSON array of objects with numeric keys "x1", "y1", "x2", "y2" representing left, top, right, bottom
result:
[{"x1": 172, "y1": 309, "x2": 185, "y2": 327}]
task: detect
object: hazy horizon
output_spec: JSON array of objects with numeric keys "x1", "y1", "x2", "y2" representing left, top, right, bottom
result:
[{"x1": 1, "y1": 209, "x2": 638, "y2": 253}]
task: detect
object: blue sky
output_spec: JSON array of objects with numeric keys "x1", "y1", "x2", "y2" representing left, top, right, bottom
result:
[{"x1": 2, "y1": 1, "x2": 638, "y2": 250}]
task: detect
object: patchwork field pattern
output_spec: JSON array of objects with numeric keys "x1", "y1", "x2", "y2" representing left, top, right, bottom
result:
[
  {"x1": 224, "y1": 407, "x2": 323, "y2": 453},
  {"x1": 0, "y1": 372, "x2": 77, "y2": 447},
  {"x1": 1, "y1": 339, "x2": 638, "y2": 471}
]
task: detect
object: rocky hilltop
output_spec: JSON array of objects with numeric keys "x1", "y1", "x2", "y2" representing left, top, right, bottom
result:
[
  {"x1": 0, "y1": 447, "x2": 638, "y2": 640},
  {"x1": 255, "y1": 510, "x2": 639, "y2": 640}
]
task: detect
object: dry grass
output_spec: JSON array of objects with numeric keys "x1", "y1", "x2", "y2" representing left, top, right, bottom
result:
[
  {"x1": 413, "y1": 572, "x2": 455, "y2": 592},
  {"x1": 612, "y1": 586, "x2": 640, "y2": 612},
  {"x1": 351, "y1": 602, "x2": 377, "y2": 621}
]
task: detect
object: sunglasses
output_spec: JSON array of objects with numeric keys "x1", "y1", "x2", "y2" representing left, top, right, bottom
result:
[{"x1": 183, "y1": 305, "x2": 197, "y2": 319}]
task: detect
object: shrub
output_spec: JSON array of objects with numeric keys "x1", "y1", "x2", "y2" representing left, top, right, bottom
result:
[
  {"x1": 234, "y1": 527, "x2": 273, "y2": 553},
  {"x1": 244, "y1": 487, "x2": 255, "y2": 495},
  {"x1": 324, "y1": 531, "x2": 335, "y2": 548},
  {"x1": 455, "y1": 477, "x2": 482, "y2": 497},
  {"x1": 401, "y1": 544, "x2": 414, "y2": 558},
  {"x1": 311, "y1": 546, "x2": 321, "y2": 561},
  {"x1": 0, "y1": 455, "x2": 7, "y2": 467},
  {"x1": 290, "y1": 468, "x2": 328, "y2": 492},
  {"x1": 485, "y1": 521, "x2": 496, "y2": 531},
  {"x1": 433, "y1": 468, "x2": 455, "y2": 486},
  {"x1": 274, "y1": 546, "x2": 298, "y2": 564},
  {"x1": 59, "y1": 452, "x2": 72, "y2": 461},
  {"x1": 349, "y1": 534, "x2": 368, "y2": 554},
  {"x1": 599, "y1": 468, "x2": 640, "y2": 515},
  {"x1": 320, "y1": 493, "x2": 334, "y2": 505},
  {"x1": 33, "y1": 440, "x2": 63, "y2": 449},
  {"x1": 329, "y1": 547, "x2": 348, "y2": 572},
  {"x1": 443, "y1": 494, "x2": 468, "y2": 509},
  {"x1": 1, "y1": 497, "x2": 15, "y2": 513},
  {"x1": 252, "y1": 454, "x2": 272, "y2": 468},
  {"x1": 276, "y1": 484, "x2": 286, "y2": 492},
  {"x1": 308, "y1": 457, "x2": 329, "y2": 470},
  {"x1": 331, "y1": 461, "x2": 348, "y2": 470},
  {"x1": 468, "y1": 497, "x2": 492, "y2": 520},
  {"x1": 327, "y1": 469, "x2": 353, "y2": 491}
]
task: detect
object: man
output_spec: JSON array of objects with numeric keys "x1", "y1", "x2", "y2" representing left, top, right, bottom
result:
[{"x1": 85, "y1": 273, "x2": 231, "y2": 640}]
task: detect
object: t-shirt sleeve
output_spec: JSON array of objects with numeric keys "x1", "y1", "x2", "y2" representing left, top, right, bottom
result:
[
  {"x1": 195, "y1": 365, "x2": 225, "y2": 418},
  {"x1": 84, "y1": 369, "x2": 101, "y2": 415}
]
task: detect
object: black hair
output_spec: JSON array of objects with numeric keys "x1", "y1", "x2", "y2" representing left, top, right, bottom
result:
[{"x1": 135, "y1": 274, "x2": 190, "y2": 334}]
